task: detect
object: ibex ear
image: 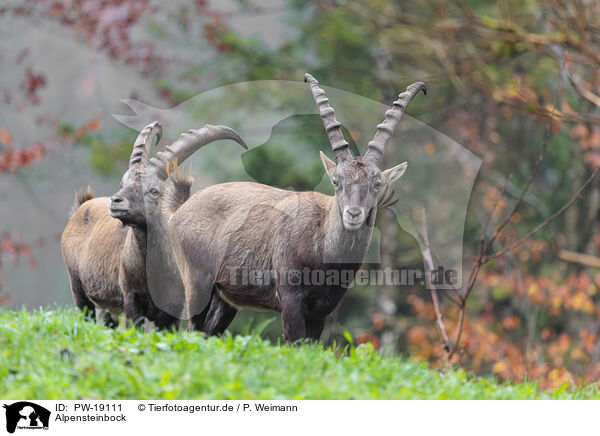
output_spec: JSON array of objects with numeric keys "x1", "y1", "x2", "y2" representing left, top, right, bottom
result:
[
  {"x1": 382, "y1": 162, "x2": 407, "y2": 184},
  {"x1": 320, "y1": 151, "x2": 337, "y2": 182}
]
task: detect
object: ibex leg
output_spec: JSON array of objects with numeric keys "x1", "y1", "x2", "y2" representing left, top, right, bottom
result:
[
  {"x1": 201, "y1": 288, "x2": 237, "y2": 335},
  {"x1": 68, "y1": 268, "x2": 96, "y2": 321},
  {"x1": 124, "y1": 289, "x2": 147, "y2": 328},
  {"x1": 281, "y1": 292, "x2": 306, "y2": 341},
  {"x1": 305, "y1": 318, "x2": 326, "y2": 341}
]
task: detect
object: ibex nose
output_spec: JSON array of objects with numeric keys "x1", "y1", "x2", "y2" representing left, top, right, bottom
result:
[
  {"x1": 346, "y1": 208, "x2": 361, "y2": 218},
  {"x1": 111, "y1": 196, "x2": 124, "y2": 204}
]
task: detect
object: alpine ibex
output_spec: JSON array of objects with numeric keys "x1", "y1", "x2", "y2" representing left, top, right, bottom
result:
[
  {"x1": 61, "y1": 122, "x2": 246, "y2": 328},
  {"x1": 169, "y1": 73, "x2": 426, "y2": 340},
  {"x1": 61, "y1": 123, "x2": 163, "y2": 327},
  {"x1": 109, "y1": 124, "x2": 247, "y2": 328}
]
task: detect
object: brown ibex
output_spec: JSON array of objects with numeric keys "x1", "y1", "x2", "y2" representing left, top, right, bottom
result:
[
  {"x1": 169, "y1": 73, "x2": 426, "y2": 340},
  {"x1": 61, "y1": 122, "x2": 246, "y2": 328}
]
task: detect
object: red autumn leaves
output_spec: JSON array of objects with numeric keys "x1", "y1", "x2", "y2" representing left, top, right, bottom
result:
[
  {"x1": 0, "y1": 127, "x2": 45, "y2": 173},
  {"x1": 21, "y1": 68, "x2": 46, "y2": 106},
  {"x1": 401, "y1": 269, "x2": 600, "y2": 390}
]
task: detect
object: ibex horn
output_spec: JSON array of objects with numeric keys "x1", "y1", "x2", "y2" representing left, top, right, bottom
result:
[
  {"x1": 305, "y1": 73, "x2": 352, "y2": 163},
  {"x1": 364, "y1": 82, "x2": 426, "y2": 168},
  {"x1": 129, "y1": 121, "x2": 162, "y2": 168},
  {"x1": 150, "y1": 124, "x2": 248, "y2": 179}
]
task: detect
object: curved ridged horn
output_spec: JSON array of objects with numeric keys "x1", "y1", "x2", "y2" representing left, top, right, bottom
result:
[
  {"x1": 304, "y1": 73, "x2": 352, "y2": 162},
  {"x1": 149, "y1": 124, "x2": 248, "y2": 179},
  {"x1": 364, "y1": 82, "x2": 426, "y2": 168},
  {"x1": 129, "y1": 121, "x2": 162, "y2": 168}
]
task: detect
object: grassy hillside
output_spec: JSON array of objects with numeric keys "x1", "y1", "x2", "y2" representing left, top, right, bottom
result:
[{"x1": 1, "y1": 308, "x2": 598, "y2": 399}]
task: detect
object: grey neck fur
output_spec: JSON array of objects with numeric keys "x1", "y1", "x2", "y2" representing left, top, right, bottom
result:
[{"x1": 144, "y1": 208, "x2": 184, "y2": 313}]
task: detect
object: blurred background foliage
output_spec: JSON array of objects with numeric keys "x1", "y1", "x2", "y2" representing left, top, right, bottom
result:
[
  {"x1": 1, "y1": 0, "x2": 600, "y2": 390},
  {"x1": 241, "y1": 115, "x2": 359, "y2": 190}
]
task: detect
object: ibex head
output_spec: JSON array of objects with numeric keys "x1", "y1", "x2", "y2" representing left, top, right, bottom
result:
[
  {"x1": 305, "y1": 73, "x2": 425, "y2": 231},
  {"x1": 110, "y1": 122, "x2": 247, "y2": 226},
  {"x1": 109, "y1": 121, "x2": 162, "y2": 226}
]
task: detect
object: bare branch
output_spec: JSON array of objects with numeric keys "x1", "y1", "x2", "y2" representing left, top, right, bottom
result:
[
  {"x1": 487, "y1": 168, "x2": 600, "y2": 261},
  {"x1": 448, "y1": 305, "x2": 466, "y2": 358},
  {"x1": 483, "y1": 130, "x2": 548, "y2": 254},
  {"x1": 420, "y1": 209, "x2": 450, "y2": 353},
  {"x1": 559, "y1": 250, "x2": 600, "y2": 269}
]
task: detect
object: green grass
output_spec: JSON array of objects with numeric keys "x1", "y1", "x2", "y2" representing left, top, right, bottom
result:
[{"x1": 1, "y1": 308, "x2": 598, "y2": 399}]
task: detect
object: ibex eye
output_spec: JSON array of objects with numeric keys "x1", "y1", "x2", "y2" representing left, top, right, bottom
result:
[{"x1": 150, "y1": 188, "x2": 159, "y2": 195}]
